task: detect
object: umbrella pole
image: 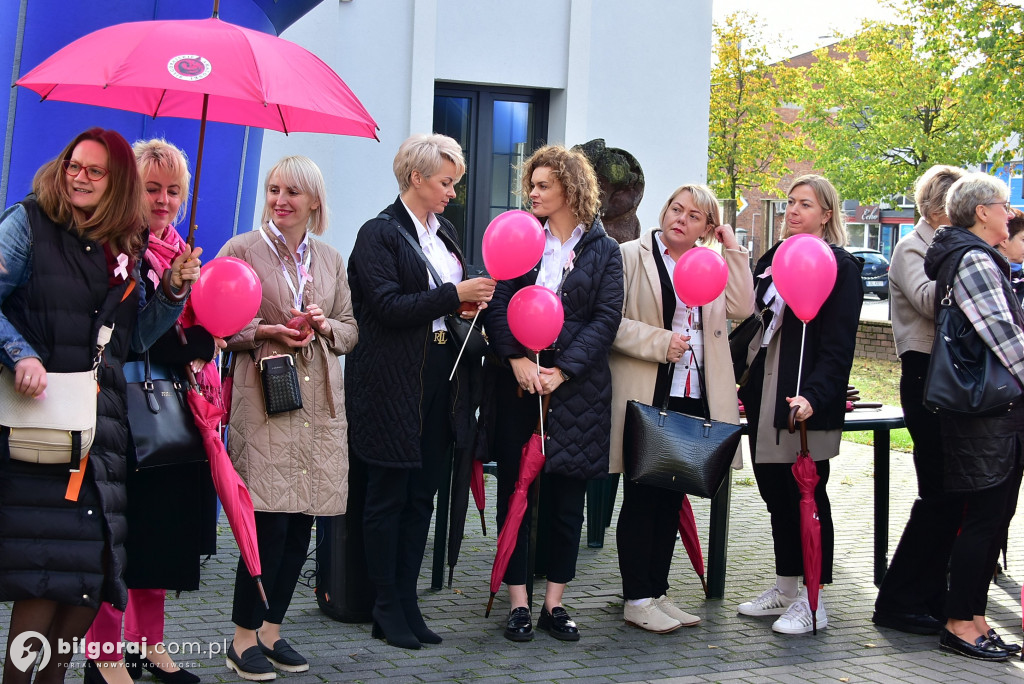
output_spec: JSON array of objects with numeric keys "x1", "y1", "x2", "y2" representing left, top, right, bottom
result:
[
  {"x1": 185, "y1": 93, "x2": 210, "y2": 249},
  {"x1": 255, "y1": 576, "x2": 269, "y2": 610},
  {"x1": 448, "y1": 309, "x2": 481, "y2": 381}
]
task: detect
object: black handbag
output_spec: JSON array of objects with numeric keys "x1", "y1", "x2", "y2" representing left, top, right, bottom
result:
[
  {"x1": 387, "y1": 212, "x2": 488, "y2": 363},
  {"x1": 623, "y1": 344, "x2": 743, "y2": 498},
  {"x1": 124, "y1": 352, "x2": 205, "y2": 470},
  {"x1": 922, "y1": 284, "x2": 1022, "y2": 416},
  {"x1": 728, "y1": 301, "x2": 773, "y2": 386},
  {"x1": 255, "y1": 352, "x2": 303, "y2": 415}
]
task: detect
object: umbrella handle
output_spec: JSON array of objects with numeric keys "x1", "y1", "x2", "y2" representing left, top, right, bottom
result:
[
  {"x1": 787, "y1": 406, "x2": 809, "y2": 453},
  {"x1": 160, "y1": 268, "x2": 190, "y2": 303}
]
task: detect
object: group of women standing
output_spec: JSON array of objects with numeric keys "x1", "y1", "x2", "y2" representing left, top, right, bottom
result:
[{"x1": 2, "y1": 123, "x2": 1019, "y2": 684}]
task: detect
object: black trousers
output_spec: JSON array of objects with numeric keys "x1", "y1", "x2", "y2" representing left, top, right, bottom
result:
[
  {"x1": 232, "y1": 511, "x2": 315, "y2": 629},
  {"x1": 748, "y1": 415, "x2": 834, "y2": 584},
  {"x1": 946, "y1": 473, "x2": 1019, "y2": 620},
  {"x1": 616, "y1": 396, "x2": 698, "y2": 600},
  {"x1": 362, "y1": 342, "x2": 451, "y2": 596},
  {"x1": 875, "y1": 351, "x2": 962, "y2": 616},
  {"x1": 494, "y1": 377, "x2": 588, "y2": 586}
]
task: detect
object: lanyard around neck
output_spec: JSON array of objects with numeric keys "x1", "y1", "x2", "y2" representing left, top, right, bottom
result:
[{"x1": 260, "y1": 227, "x2": 311, "y2": 310}]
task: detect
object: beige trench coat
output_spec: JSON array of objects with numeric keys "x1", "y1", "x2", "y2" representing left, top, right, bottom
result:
[
  {"x1": 608, "y1": 227, "x2": 755, "y2": 475},
  {"x1": 219, "y1": 228, "x2": 358, "y2": 515}
]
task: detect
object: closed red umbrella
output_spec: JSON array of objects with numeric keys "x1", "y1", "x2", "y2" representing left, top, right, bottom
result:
[
  {"x1": 788, "y1": 408, "x2": 821, "y2": 634},
  {"x1": 471, "y1": 459, "x2": 487, "y2": 536},
  {"x1": 188, "y1": 389, "x2": 268, "y2": 609},
  {"x1": 15, "y1": 0, "x2": 378, "y2": 248},
  {"x1": 677, "y1": 496, "x2": 708, "y2": 597},
  {"x1": 485, "y1": 395, "x2": 549, "y2": 617}
]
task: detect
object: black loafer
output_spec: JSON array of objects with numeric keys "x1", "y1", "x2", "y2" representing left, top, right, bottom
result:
[
  {"x1": 257, "y1": 636, "x2": 309, "y2": 673},
  {"x1": 872, "y1": 609, "x2": 943, "y2": 635},
  {"x1": 504, "y1": 606, "x2": 534, "y2": 642},
  {"x1": 939, "y1": 628, "x2": 1009, "y2": 661},
  {"x1": 987, "y1": 629, "x2": 1022, "y2": 654},
  {"x1": 226, "y1": 643, "x2": 277, "y2": 681},
  {"x1": 538, "y1": 606, "x2": 580, "y2": 642}
]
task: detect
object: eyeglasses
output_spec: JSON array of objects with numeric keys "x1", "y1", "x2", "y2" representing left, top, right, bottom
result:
[
  {"x1": 62, "y1": 159, "x2": 108, "y2": 181},
  {"x1": 985, "y1": 200, "x2": 1012, "y2": 212}
]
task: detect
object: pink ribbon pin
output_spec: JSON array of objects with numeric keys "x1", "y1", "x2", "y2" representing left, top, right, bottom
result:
[{"x1": 114, "y1": 253, "x2": 129, "y2": 281}]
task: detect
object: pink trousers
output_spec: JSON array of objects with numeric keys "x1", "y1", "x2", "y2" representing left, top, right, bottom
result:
[{"x1": 85, "y1": 588, "x2": 165, "y2": 662}]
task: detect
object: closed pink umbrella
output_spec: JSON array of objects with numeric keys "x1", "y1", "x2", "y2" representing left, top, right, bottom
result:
[
  {"x1": 16, "y1": 0, "x2": 378, "y2": 247},
  {"x1": 788, "y1": 408, "x2": 822, "y2": 634},
  {"x1": 677, "y1": 496, "x2": 708, "y2": 597}
]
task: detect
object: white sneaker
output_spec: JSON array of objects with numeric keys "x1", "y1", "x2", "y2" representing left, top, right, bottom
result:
[
  {"x1": 624, "y1": 600, "x2": 682, "y2": 633},
  {"x1": 737, "y1": 585, "x2": 798, "y2": 616},
  {"x1": 652, "y1": 595, "x2": 701, "y2": 626},
  {"x1": 771, "y1": 593, "x2": 827, "y2": 634}
]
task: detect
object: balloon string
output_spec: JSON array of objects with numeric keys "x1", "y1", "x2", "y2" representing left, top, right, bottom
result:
[
  {"x1": 537, "y1": 352, "x2": 545, "y2": 458},
  {"x1": 448, "y1": 308, "x2": 481, "y2": 381}
]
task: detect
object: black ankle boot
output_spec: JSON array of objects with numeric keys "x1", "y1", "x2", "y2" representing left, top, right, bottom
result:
[
  {"x1": 372, "y1": 587, "x2": 421, "y2": 650},
  {"x1": 401, "y1": 598, "x2": 442, "y2": 645}
]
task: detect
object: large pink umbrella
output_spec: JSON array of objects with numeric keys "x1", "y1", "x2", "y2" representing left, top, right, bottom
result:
[
  {"x1": 788, "y1": 407, "x2": 821, "y2": 634},
  {"x1": 678, "y1": 496, "x2": 708, "y2": 597},
  {"x1": 16, "y1": 0, "x2": 378, "y2": 247}
]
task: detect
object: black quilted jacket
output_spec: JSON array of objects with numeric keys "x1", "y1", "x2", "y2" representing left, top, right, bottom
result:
[
  {"x1": 487, "y1": 218, "x2": 624, "y2": 480},
  {"x1": 345, "y1": 198, "x2": 472, "y2": 468}
]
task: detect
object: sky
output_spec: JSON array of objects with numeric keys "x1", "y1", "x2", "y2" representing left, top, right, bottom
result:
[{"x1": 711, "y1": 0, "x2": 899, "y2": 59}]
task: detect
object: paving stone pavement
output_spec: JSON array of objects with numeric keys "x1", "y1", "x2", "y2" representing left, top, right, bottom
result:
[{"x1": 3, "y1": 438, "x2": 1022, "y2": 683}]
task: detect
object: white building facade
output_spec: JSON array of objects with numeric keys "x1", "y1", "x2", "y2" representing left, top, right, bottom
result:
[{"x1": 253, "y1": 0, "x2": 714, "y2": 263}]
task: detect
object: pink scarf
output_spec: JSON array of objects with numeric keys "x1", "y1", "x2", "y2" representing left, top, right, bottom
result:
[{"x1": 144, "y1": 226, "x2": 223, "y2": 407}]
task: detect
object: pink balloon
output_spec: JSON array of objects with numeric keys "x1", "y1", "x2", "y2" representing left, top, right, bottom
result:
[
  {"x1": 507, "y1": 285, "x2": 565, "y2": 353},
  {"x1": 672, "y1": 247, "x2": 728, "y2": 307},
  {"x1": 771, "y1": 233, "x2": 837, "y2": 322},
  {"x1": 190, "y1": 257, "x2": 263, "y2": 338},
  {"x1": 481, "y1": 210, "x2": 545, "y2": 280}
]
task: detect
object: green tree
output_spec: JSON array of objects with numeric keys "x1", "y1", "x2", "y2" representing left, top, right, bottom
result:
[
  {"x1": 707, "y1": 12, "x2": 804, "y2": 202},
  {"x1": 800, "y1": 18, "x2": 1012, "y2": 204}
]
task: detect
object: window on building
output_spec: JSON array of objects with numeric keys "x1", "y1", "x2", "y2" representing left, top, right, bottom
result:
[{"x1": 434, "y1": 84, "x2": 549, "y2": 269}]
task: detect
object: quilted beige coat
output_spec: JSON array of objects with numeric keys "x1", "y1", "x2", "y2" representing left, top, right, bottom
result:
[
  {"x1": 608, "y1": 227, "x2": 755, "y2": 474},
  {"x1": 219, "y1": 228, "x2": 358, "y2": 515}
]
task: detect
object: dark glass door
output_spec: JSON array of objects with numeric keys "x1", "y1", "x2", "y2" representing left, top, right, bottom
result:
[{"x1": 434, "y1": 84, "x2": 548, "y2": 268}]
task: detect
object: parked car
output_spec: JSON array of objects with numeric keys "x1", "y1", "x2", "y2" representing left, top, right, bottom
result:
[{"x1": 849, "y1": 247, "x2": 890, "y2": 299}]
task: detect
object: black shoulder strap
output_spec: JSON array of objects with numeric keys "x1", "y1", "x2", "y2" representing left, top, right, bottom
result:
[{"x1": 378, "y1": 211, "x2": 446, "y2": 288}]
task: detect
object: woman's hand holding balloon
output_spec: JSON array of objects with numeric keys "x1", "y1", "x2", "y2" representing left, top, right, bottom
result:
[
  {"x1": 510, "y1": 356, "x2": 549, "y2": 395},
  {"x1": 786, "y1": 394, "x2": 814, "y2": 421},
  {"x1": 456, "y1": 277, "x2": 496, "y2": 304},
  {"x1": 14, "y1": 357, "x2": 46, "y2": 398}
]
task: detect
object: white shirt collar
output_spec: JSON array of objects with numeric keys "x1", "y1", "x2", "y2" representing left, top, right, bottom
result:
[
  {"x1": 267, "y1": 220, "x2": 309, "y2": 261},
  {"x1": 400, "y1": 198, "x2": 441, "y2": 241}
]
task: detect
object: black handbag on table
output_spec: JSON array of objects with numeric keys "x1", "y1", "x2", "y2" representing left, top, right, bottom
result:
[
  {"x1": 255, "y1": 352, "x2": 303, "y2": 415},
  {"x1": 922, "y1": 284, "x2": 1022, "y2": 417},
  {"x1": 624, "y1": 341, "x2": 743, "y2": 498},
  {"x1": 125, "y1": 352, "x2": 205, "y2": 470}
]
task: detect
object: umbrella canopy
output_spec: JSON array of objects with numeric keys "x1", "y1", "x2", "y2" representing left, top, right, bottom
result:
[
  {"x1": 788, "y1": 408, "x2": 821, "y2": 634},
  {"x1": 188, "y1": 388, "x2": 268, "y2": 609},
  {"x1": 15, "y1": 16, "x2": 378, "y2": 137},
  {"x1": 471, "y1": 459, "x2": 487, "y2": 536},
  {"x1": 16, "y1": 11, "x2": 378, "y2": 246},
  {"x1": 678, "y1": 495, "x2": 708, "y2": 597}
]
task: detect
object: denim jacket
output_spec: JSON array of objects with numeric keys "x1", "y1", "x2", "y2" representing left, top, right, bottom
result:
[{"x1": 0, "y1": 203, "x2": 185, "y2": 370}]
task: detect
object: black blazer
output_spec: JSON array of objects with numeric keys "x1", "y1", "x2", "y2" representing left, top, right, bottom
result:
[{"x1": 345, "y1": 197, "x2": 472, "y2": 468}]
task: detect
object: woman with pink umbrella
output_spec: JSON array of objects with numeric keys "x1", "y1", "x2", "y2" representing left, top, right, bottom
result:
[
  {"x1": 735, "y1": 175, "x2": 862, "y2": 635},
  {"x1": 84, "y1": 139, "x2": 221, "y2": 684},
  {"x1": 609, "y1": 184, "x2": 754, "y2": 633},
  {"x1": 486, "y1": 144, "x2": 623, "y2": 642}
]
